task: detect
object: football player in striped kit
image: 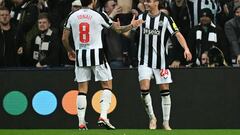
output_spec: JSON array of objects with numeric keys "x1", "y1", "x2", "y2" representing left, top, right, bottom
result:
[
  {"x1": 136, "y1": 0, "x2": 192, "y2": 130},
  {"x1": 62, "y1": 0, "x2": 144, "y2": 130}
]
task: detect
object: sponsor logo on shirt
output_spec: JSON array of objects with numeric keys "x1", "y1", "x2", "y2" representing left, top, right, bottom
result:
[{"x1": 143, "y1": 28, "x2": 161, "y2": 36}]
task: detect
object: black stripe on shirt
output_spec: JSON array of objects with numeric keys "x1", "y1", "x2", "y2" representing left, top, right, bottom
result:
[
  {"x1": 76, "y1": 50, "x2": 80, "y2": 67},
  {"x1": 82, "y1": 50, "x2": 87, "y2": 67},
  {"x1": 140, "y1": 13, "x2": 147, "y2": 65},
  {"x1": 90, "y1": 49, "x2": 95, "y2": 66},
  {"x1": 99, "y1": 49, "x2": 105, "y2": 65},
  {"x1": 148, "y1": 17, "x2": 155, "y2": 67}
]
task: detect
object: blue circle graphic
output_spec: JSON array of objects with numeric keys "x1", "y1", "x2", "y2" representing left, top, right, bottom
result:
[{"x1": 32, "y1": 91, "x2": 57, "y2": 115}]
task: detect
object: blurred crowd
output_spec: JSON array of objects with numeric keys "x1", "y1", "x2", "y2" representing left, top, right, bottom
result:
[{"x1": 0, "y1": 0, "x2": 240, "y2": 68}]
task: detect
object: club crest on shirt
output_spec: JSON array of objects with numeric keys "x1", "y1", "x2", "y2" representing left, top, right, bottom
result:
[{"x1": 159, "y1": 21, "x2": 163, "y2": 27}]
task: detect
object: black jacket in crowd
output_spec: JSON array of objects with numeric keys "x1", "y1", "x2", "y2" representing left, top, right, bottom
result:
[
  {"x1": 0, "y1": 25, "x2": 18, "y2": 67},
  {"x1": 225, "y1": 17, "x2": 240, "y2": 58},
  {"x1": 188, "y1": 22, "x2": 230, "y2": 66}
]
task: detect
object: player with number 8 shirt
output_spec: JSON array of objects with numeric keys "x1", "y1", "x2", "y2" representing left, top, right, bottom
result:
[{"x1": 62, "y1": 0, "x2": 144, "y2": 130}]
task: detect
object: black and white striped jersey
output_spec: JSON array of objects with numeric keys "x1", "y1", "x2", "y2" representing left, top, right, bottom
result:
[
  {"x1": 137, "y1": 12, "x2": 179, "y2": 69},
  {"x1": 65, "y1": 8, "x2": 112, "y2": 67}
]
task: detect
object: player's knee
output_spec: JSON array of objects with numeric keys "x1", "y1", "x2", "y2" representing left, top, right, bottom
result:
[
  {"x1": 160, "y1": 83, "x2": 169, "y2": 90},
  {"x1": 160, "y1": 90, "x2": 170, "y2": 97},
  {"x1": 140, "y1": 84, "x2": 150, "y2": 91},
  {"x1": 78, "y1": 89, "x2": 88, "y2": 94},
  {"x1": 101, "y1": 81, "x2": 112, "y2": 89}
]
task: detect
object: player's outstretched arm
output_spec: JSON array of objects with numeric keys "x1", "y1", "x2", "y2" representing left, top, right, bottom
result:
[
  {"x1": 112, "y1": 15, "x2": 144, "y2": 33},
  {"x1": 62, "y1": 29, "x2": 76, "y2": 61},
  {"x1": 175, "y1": 32, "x2": 192, "y2": 61}
]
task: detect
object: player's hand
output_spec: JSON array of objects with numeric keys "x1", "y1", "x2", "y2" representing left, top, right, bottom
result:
[
  {"x1": 131, "y1": 15, "x2": 144, "y2": 28},
  {"x1": 109, "y1": 5, "x2": 122, "y2": 18},
  {"x1": 184, "y1": 49, "x2": 192, "y2": 61},
  {"x1": 68, "y1": 50, "x2": 76, "y2": 61}
]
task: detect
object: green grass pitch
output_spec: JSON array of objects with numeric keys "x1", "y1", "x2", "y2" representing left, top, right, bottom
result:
[{"x1": 1, "y1": 129, "x2": 240, "y2": 135}]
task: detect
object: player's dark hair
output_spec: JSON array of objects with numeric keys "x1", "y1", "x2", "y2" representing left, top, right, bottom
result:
[{"x1": 81, "y1": 0, "x2": 93, "y2": 7}]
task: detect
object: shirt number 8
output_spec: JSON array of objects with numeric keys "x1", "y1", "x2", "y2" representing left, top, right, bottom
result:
[{"x1": 79, "y1": 22, "x2": 90, "y2": 43}]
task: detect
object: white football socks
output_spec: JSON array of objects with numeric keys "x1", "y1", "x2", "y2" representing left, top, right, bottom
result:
[
  {"x1": 77, "y1": 94, "x2": 87, "y2": 125},
  {"x1": 141, "y1": 92, "x2": 155, "y2": 119},
  {"x1": 100, "y1": 89, "x2": 112, "y2": 120},
  {"x1": 161, "y1": 94, "x2": 171, "y2": 122}
]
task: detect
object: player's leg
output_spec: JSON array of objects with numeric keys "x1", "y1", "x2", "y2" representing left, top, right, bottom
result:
[
  {"x1": 94, "y1": 63, "x2": 115, "y2": 129},
  {"x1": 75, "y1": 67, "x2": 91, "y2": 130},
  {"x1": 154, "y1": 69, "x2": 172, "y2": 130},
  {"x1": 138, "y1": 65, "x2": 157, "y2": 129},
  {"x1": 140, "y1": 79, "x2": 157, "y2": 129},
  {"x1": 77, "y1": 82, "x2": 89, "y2": 130},
  {"x1": 98, "y1": 80, "x2": 115, "y2": 129},
  {"x1": 159, "y1": 84, "x2": 172, "y2": 130},
  {"x1": 99, "y1": 80, "x2": 112, "y2": 120}
]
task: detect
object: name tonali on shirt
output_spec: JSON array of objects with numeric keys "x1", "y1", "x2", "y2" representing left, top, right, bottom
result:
[
  {"x1": 65, "y1": 8, "x2": 112, "y2": 67},
  {"x1": 138, "y1": 12, "x2": 179, "y2": 69}
]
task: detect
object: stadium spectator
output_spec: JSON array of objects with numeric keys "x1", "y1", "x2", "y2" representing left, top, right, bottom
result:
[
  {"x1": 188, "y1": 0, "x2": 222, "y2": 26},
  {"x1": 200, "y1": 51, "x2": 209, "y2": 66},
  {"x1": 188, "y1": 8, "x2": 230, "y2": 67},
  {"x1": 30, "y1": 13, "x2": 60, "y2": 68},
  {"x1": 10, "y1": 0, "x2": 39, "y2": 66},
  {"x1": 136, "y1": 0, "x2": 191, "y2": 130},
  {"x1": 102, "y1": 0, "x2": 130, "y2": 68},
  {"x1": 225, "y1": 3, "x2": 240, "y2": 66},
  {"x1": 222, "y1": 0, "x2": 240, "y2": 20},
  {"x1": 0, "y1": 7, "x2": 19, "y2": 67},
  {"x1": 207, "y1": 46, "x2": 228, "y2": 67},
  {"x1": 62, "y1": 0, "x2": 143, "y2": 130},
  {"x1": 218, "y1": 0, "x2": 240, "y2": 28}
]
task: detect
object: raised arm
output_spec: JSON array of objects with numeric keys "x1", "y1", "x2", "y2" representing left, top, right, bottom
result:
[{"x1": 111, "y1": 15, "x2": 144, "y2": 34}]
